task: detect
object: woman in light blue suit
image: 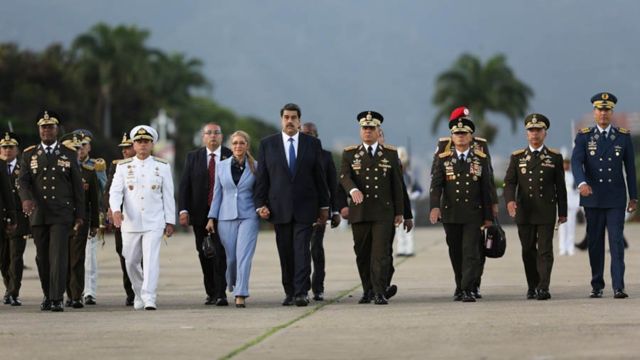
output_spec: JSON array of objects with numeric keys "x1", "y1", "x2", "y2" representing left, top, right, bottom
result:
[{"x1": 206, "y1": 131, "x2": 260, "y2": 307}]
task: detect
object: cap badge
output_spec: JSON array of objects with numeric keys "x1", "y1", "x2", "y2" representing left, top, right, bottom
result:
[
  {"x1": 366, "y1": 113, "x2": 372, "y2": 121},
  {"x1": 463, "y1": 108, "x2": 469, "y2": 116},
  {"x1": 43, "y1": 111, "x2": 50, "y2": 120},
  {"x1": 458, "y1": 122, "x2": 463, "y2": 128},
  {"x1": 532, "y1": 115, "x2": 538, "y2": 123},
  {"x1": 4, "y1": 133, "x2": 9, "y2": 141},
  {"x1": 137, "y1": 129, "x2": 146, "y2": 135},
  {"x1": 602, "y1": 93, "x2": 609, "y2": 100}
]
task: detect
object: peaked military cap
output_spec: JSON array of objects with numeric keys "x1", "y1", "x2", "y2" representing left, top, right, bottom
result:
[
  {"x1": 524, "y1": 113, "x2": 550, "y2": 130},
  {"x1": 36, "y1": 110, "x2": 60, "y2": 126},
  {"x1": 449, "y1": 117, "x2": 475, "y2": 134},
  {"x1": 73, "y1": 129, "x2": 94, "y2": 143},
  {"x1": 130, "y1": 125, "x2": 158, "y2": 142},
  {"x1": 0, "y1": 132, "x2": 20, "y2": 147},
  {"x1": 591, "y1": 92, "x2": 617, "y2": 109},
  {"x1": 357, "y1": 111, "x2": 383, "y2": 127},
  {"x1": 118, "y1": 132, "x2": 133, "y2": 147},
  {"x1": 60, "y1": 132, "x2": 83, "y2": 149}
]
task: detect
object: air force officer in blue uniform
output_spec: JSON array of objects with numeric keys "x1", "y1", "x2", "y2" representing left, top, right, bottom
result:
[{"x1": 571, "y1": 92, "x2": 637, "y2": 299}]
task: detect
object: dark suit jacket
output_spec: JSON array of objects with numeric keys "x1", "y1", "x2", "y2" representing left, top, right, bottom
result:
[
  {"x1": 0, "y1": 158, "x2": 17, "y2": 227},
  {"x1": 320, "y1": 150, "x2": 339, "y2": 213},
  {"x1": 8, "y1": 160, "x2": 28, "y2": 236},
  {"x1": 178, "y1": 146, "x2": 232, "y2": 226},
  {"x1": 254, "y1": 132, "x2": 329, "y2": 224}
]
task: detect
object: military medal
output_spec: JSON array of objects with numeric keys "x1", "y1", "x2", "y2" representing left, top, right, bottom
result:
[
  {"x1": 37, "y1": 150, "x2": 42, "y2": 156},
  {"x1": 128, "y1": 185, "x2": 134, "y2": 190},
  {"x1": 521, "y1": 168, "x2": 527, "y2": 174},
  {"x1": 590, "y1": 151, "x2": 595, "y2": 156},
  {"x1": 151, "y1": 185, "x2": 157, "y2": 190}
]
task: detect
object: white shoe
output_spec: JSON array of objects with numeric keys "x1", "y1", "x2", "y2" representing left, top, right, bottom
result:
[
  {"x1": 144, "y1": 302, "x2": 157, "y2": 310},
  {"x1": 134, "y1": 297, "x2": 144, "y2": 310}
]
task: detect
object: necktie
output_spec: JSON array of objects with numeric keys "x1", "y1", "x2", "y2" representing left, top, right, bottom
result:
[
  {"x1": 45, "y1": 146, "x2": 51, "y2": 154},
  {"x1": 459, "y1": 154, "x2": 465, "y2": 162},
  {"x1": 288, "y1": 138, "x2": 296, "y2": 176},
  {"x1": 207, "y1": 153, "x2": 216, "y2": 207},
  {"x1": 601, "y1": 130, "x2": 608, "y2": 142},
  {"x1": 7, "y1": 164, "x2": 11, "y2": 175},
  {"x1": 367, "y1": 146, "x2": 374, "y2": 158},
  {"x1": 533, "y1": 150, "x2": 540, "y2": 158}
]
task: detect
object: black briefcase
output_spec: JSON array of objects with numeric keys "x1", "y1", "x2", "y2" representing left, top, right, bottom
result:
[
  {"x1": 202, "y1": 232, "x2": 217, "y2": 259},
  {"x1": 484, "y1": 220, "x2": 506, "y2": 258}
]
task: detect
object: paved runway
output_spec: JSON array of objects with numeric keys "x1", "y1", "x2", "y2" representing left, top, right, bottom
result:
[{"x1": 1, "y1": 223, "x2": 639, "y2": 359}]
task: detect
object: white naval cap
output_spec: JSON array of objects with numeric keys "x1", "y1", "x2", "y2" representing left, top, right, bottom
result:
[{"x1": 130, "y1": 125, "x2": 159, "y2": 143}]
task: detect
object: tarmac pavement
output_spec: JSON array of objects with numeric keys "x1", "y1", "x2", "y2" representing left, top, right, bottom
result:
[{"x1": 1, "y1": 223, "x2": 639, "y2": 359}]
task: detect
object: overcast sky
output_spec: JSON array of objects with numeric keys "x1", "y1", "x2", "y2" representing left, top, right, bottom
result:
[{"x1": 2, "y1": 0, "x2": 639, "y2": 180}]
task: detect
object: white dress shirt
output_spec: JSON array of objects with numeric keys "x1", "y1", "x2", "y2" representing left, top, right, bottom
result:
[
  {"x1": 7, "y1": 158, "x2": 16, "y2": 175},
  {"x1": 281, "y1": 131, "x2": 299, "y2": 165}
]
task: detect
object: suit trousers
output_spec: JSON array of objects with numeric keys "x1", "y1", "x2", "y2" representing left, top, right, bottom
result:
[
  {"x1": 217, "y1": 217, "x2": 259, "y2": 297},
  {"x1": 585, "y1": 207, "x2": 626, "y2": 290},
  {"x1": 310, "y1": 224, "x2": 327, "y2": 294},
  {"x1": 114, "y1": 229, "x2": 135, "y2": 299},
  {"x1": 517, "y1": 224, "x2": 555, "y2": 291},
  {"x1": 443, "y1": 222, "x2": 482, "y2": 291},
  {"x1": 352, "y1": 221, "x2": 394, "y2": 295},
  {"x1": 193, "y1": 224, "x2": 227, "y2": 299},
  {"x1": 83, "y1": 235, "x2": 99, "y2": 297},
  {"x1": 122, "y1": 229, "x2": 163, "y2": 306},
  {"x1": 67, "y1": 222, "x2": 89, "y2": 300},
  {"x1": 32, "y1": 223, "x2": 71, "y2": 301},
  {"x1": 0, "y1": 231, "x2": 26, "y2": 297},
  {"x1": 274, "y1": 222, "x2": 313, "y2": 297}
]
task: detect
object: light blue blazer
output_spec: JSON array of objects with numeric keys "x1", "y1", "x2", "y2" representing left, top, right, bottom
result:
[{"x1": 208, "y1": 158, "x2": 258, "y2": 221}]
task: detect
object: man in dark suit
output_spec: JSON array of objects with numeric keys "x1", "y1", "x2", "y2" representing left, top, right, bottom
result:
[
  {"x1": 571, "y1": 92, "x2": 637, "y2": 299},
  {"x1": 254, "y1": 103, "x2": 329, "y2": 307},
  {"x1": 104, "y1": 132, "x2": 136, "y2": 306},
  {"x1": 301, "y1": 122, "x2": 340, "y2": 302},
  {"x1": 18, "y1": 111, "x2": 85, "y2": 312},
  {"x1": 179, "y1": 123, "x2": 232, "y2": 305},
  {"x1": 0, "y1": 132, "x2": 19, "y2": 305},
  {"x1": 340, "y1": 111, "x2": 404, "y2": 305},
  {"x1": 504, "y1": 113, "x2": 567, "y2": 300}
]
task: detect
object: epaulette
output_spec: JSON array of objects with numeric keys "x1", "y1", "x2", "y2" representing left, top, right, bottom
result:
[
  {"x1": 82, "y1": 163, "x2": 95, "y2": 171},
  {"x1": 438, "y1": 150, "x2": 452, "y2": 159},
  {"x1": 23, "y1": 145, "x2": 37, "y2": 152},
  {"x1": 474, "y1": 149, "x2": 487, "y2": 158},
  {"x1": 474, "y1": 137, "x2": 487, "y2": 142},
  {"x1": 438, "y1": 137, "x2": 450, "y2": 143},
  {"x1": 112, "y1": 159, "x2": 120, "y2": 165},
  {"x1": 579, "y1": 127, "x2": 591, "y2": 134},
  {"x1": 343, "y1": 145, "x2": 358, "y2": 151},
  {"x1": 618, "y1": 127, "x2": 630, "y2": 134},
  {"x1": 153, "y1": 156, "x2": 168, "y2": 164},
  {"x1": 63, "y1": 143, "x2": 76, "y2": 151},
  {"x1": 512, "y1": 149, "x2": 526, "y2": 156},
  {"x1": 93, "y1": 158, "x2": 106, "y2": 171},
  {"x1": 118, "y1": 158, "x2": 134, "y2": 165},
  {"x1": 547, "y1": 148, "x2": 560, "y2": 155},
  {"x1": 383, "y1": 144, "x2": 397, "y2": 151}
]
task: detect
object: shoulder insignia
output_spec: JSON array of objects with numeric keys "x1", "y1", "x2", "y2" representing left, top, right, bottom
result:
[
  {"x1": 547, "y1": 148, "x2": 560, "y2": 155},
  {"x1": 618, "y1": 127, "x2": 630, "y2": 134},
  {"x1": 511, "y1": 149, "x2": 526, "y2": 156},
  {"x1": 474, "y1": 137, "x2": 487, "y2": 142},
  {"x1": 23, "y1": 145, "x2": 37, "y2": 152},
  {"x1": 153, "y1": 156, "x2": 168, "y2": 164},
  {"x1": 579, "y1": 127, "x2": 591, "y2": 134},
  {"x1": 383, "y1": 144, "x2": 397, "y2": 151},
  {"x1": 438, "y1": 150, "x2": 452, "y2": 159},
  {"x1": 112, "y1": 159, "x2": 120, "y2": 165},
  {"x1": 94, "y1": 158, "x2": 106, "y2": 171},
  {"x1": 82, "y1": 163, "x2": 95, "y2": 171},
  {"x1": 343, "y1": 145, "x2": 358, "y2": 151},
  {"x1": 438, "y1": 137, "x2": 450, "y2": 142},
  {"x1": 118, "y1": 158, "x2": 134, "y2": 165},
  {"x1": 63, "y1": 143, "x2": 76, "y2": 151},
  {"x1": 474, "y1": 149, "x2": 487, "y2": 158}
]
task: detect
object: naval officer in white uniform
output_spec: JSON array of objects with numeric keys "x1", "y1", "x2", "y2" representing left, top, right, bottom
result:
[{"x1": 109, "y1": 125, "x2": 175, "y2": 310}]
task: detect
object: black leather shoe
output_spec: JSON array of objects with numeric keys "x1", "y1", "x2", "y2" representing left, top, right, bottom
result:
[
  {"x1": 295, "y1": 295, "x2": 309, "y2": 307},
  {"x1": 51, "y1": 300, "x2": 64, "y2": 312},
  {"x1": 215, "y1": 298, "x2": 229, "y2": 306},
  {"x1": 536, "y1": 289, "x2": 551, "y2": 300},
  {"x1": 358, "y1": 292, "x2": 372, "y2": 304},
  {"x1": 373, "y1": 294, "x2": 388, "y2": 305},
  {"x1": 453, "y1": 289, "x2": 463, "y2": 301},
  {"x1": 313, "y1": 292, "x2": 324, "y2": 301},
  {"x1": 471, "y1": 287, "x2": 482, "y2": 299},
  {"x1": 384, "y1": 285, "x2": 398, "y2": 299},
  {"x1": 204, "y1": 296, "x2": 215, "y2": 305},
  {"x1": 590, "y1": 289, "x2": 603, "y2": 298},
  {"x1": 9, "y1": 296, "x2": 22, "y2": 306},
  {"x1": 3, "y1": 293, "x2": 11, "y2": 305},
  {"x1": 84, "y1": 295, "x2": 96, "y2": 305},
  {"x1": 40, "y1": 297, "x2": 51, "y2": 311},
  {"x1": 72, "y1": 300, "x2": 84, "y2": 308},
  {"x1": 526, "y1": 289, "x2": 537, "y2": 300},
  {"x1": 65, "y1": 299, "x2": 73, "y2": 307},
  {"x1": 614, "y1": 289, "x2": 629, "y2": 299},
  {"x1": 282, "y1": 296, "x2": 294, "y2": 306},
  {"x1": 126, "y1": 296, "x2": 135, "y2": 306},
  {"x1": 462, "y1": 291, "x2": 476, "y2": 302}
]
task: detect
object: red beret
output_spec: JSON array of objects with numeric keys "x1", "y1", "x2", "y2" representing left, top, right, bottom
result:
[{"x1": 449, "y1": 106, "x2": 470, "y2": 121}]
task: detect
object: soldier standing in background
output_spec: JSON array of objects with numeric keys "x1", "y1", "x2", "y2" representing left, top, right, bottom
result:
[{"x1": 0, "y1": 132, "x2": 19, "y2": 305}]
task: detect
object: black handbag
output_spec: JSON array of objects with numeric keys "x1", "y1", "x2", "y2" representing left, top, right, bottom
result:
[
  {"x1": 484, "y1": 219, "x2": 506, "y2": 258},
  {"x1": 202, "y1": 232, "x2": 217, "y2": 259}
]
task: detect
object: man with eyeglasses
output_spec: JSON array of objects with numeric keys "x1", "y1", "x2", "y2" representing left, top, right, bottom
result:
[{"x1": 178, "y1": 123, "x2": 232, "y2": 305}]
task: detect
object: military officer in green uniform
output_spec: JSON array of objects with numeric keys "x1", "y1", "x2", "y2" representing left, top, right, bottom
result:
[
  {"x1": 18, "y1": 111, "x2": 85, "y2": 312},
  {"x1": 431, "y1": 106, "x2": 498, "y2": 299},
  {"x1": 61, "y1": 133, "x2": 99, "y2": 309},
  {"x1": 429, "y1": 116, "x2": 493, "y2": 302},
  {"x1": 504, "y1": 113, "x2": 567, "y2": 300},
  {"x1": 0, "y1": 132, "x2": 18, "y2": 305},
  {"x1": 340, "y1": 111, "x2": 404, "y2": 305}
]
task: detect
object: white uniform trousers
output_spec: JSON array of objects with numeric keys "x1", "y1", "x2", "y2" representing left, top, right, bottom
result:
[
  {"x1": 83, "y1": 235, "x2": 99, "y2": 297},
  {"x1": 558, "y1": 207, "x2": 578, "y2": 256},
  {"x1": 396, "y1": 209, "x2": 415, "y2": 256},
  {"x1": 122, "y1": 228, "x2": 164, "y2": 306}
]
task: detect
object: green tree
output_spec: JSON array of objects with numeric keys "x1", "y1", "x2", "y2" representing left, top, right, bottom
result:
[{"x1": 432, "y1": 53, "x2": 533, "y2": 143}]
